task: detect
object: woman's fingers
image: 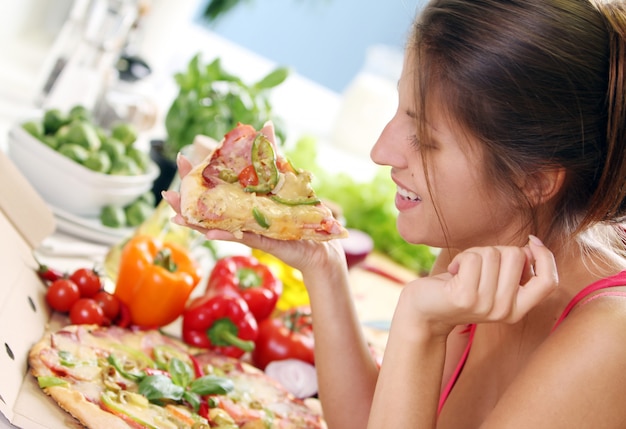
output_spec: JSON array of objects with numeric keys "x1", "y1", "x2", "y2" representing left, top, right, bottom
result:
[
  {"x1": 162, "y1": 190, "x2": 181, "y2": 213},
  {"x1": 176, "y1": 153, "x2": 194, "y2": 177},
  {"x1": 515, "y1": 236, "x2": 559, "y2": 317},
  {"x1": 441, "y1": 240, "x2": 557, "y2": 323}
]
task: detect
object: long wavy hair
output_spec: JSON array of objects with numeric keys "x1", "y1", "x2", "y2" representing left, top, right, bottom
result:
[{"x1": 409, "y1": 0, "x2": 626, "y2": 265}]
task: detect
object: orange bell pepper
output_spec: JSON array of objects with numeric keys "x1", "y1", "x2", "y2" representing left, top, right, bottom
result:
[{"x1": 114, "y1": 235, "x2": 201, "y2": 328}]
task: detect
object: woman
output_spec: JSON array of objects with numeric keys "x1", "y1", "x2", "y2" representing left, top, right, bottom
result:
[{"x1": 165, "y1": 0, "x2": 626, "y2": 427}]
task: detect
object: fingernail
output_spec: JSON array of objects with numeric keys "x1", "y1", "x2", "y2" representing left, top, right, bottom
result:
[{"x1": 528, "y1": 234, "x2": 544, "y2": 246}]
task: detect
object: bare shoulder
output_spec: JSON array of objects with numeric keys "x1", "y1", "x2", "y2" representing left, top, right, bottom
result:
[{"x1": 482, "y1": 287, "x2": 626, "y2": 428}]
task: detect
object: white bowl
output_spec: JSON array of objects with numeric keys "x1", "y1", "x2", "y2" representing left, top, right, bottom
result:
[{"x1": 7, "y1": 122, "x2": 160, "y2": 217}]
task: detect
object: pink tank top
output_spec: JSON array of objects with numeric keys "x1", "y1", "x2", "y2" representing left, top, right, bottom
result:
[{"x1": 437, "y1": 270, "x2": 626, "y2": 414}]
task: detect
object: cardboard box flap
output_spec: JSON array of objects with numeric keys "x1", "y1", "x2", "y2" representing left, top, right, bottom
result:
[
  {"x1": 0, "y1": 151, "x2": 55, "y2": 248},
  {"x1": 0, "y1": 151, "x2": 55, "y2": 427}
]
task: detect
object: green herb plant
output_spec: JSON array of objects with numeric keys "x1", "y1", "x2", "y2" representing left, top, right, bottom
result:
[{"x1": 163, "y1": 54, "x2": 290, "y2": 162}]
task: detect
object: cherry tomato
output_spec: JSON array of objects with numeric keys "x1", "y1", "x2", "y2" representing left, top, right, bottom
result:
[
  {"x1": 93, "y1": 291, "x2": 121, "y2": 320},
  {"x1": 69, "y1": 268, "x2": 102, "y2": 298},
  {"x1": 238, "y1": 164, "x2": 258, "y2": 187},
  {"x1": 46, "y1": 279, "x2": 80, "y2": 312},
  {"x1": 69, "y1": 298, "x2": 105, "y2": 325}
]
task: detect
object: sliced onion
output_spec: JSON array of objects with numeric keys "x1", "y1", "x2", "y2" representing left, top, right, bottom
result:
[
  {"x1": 265, "y1": 359, "x2": 318, "y2": 398},
  {"x1": 270, "y1": 172, "x2": 286, "y2": 195},
  {"x1": 341, "y1": 228, "x2": 374, "y2": 268}
]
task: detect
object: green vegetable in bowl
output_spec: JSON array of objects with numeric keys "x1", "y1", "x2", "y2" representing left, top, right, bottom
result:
[
  {"x1": 24, "y1": 105, "x2": 152, "y2": 178},
  {"x1": 84, "y1": 151, "x2": 112, "y2": 173},
  {"x1": 101, "y1": 205, "x2": 127, "y2": 228},
  {"x1": 65, "y1": 120, "x2": 101, "y2": 152},
  {"x1": 110, "y1": 155, "x2": 141, "y2": 176},
  {"x1": 101, "y1": 138, "x2": 126, "y2": 163},
  {"x1": 58, "y1": 144, "x2": 90, "y2": 164},
  {"x1": 43, "y1": 108, "x2": 69, "y2": 135},
  {"x1": 41, "y1": 135, "x2": 59, "y2": 149},
  {"x1": 111, "y1": 122, "x2": 138, "y2": 146},
  {"x1": 125, "y1": 199, "x2": 154, "y2": 227},
  {"x1": 69, "y1": 105, "x2": 91, "y2": 122},
  {"x1": 126, "y1": 146, "x2": 150, "y2": 173},
  {"x1": 22, "y1": 121, "x2": 42, "y2": 138}
]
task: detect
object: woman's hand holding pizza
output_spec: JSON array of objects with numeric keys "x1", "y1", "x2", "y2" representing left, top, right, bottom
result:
[{"x1": 395, "y1": 237, "x2": 559, "y2": 337}]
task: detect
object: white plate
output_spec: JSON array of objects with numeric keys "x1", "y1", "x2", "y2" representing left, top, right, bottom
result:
[{"x1": 50, "y1": 204, "x2": 135, "y2": 245}]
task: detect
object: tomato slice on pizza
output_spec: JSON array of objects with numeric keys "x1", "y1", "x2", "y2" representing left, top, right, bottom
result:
[{"x1": 179, "y1": 122, "x2": 348, "y2": 241}]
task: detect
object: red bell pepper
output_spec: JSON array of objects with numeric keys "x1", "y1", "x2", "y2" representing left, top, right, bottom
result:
[
  {"x1": 182, "y1": 294, "x2": 258, "y2": 358},
  {"x1": 251, "y1": 306, "x2": 315, "y2": 370},
  {"x1": 206, "y1": 255, "x2": 282, "y2": 322}
]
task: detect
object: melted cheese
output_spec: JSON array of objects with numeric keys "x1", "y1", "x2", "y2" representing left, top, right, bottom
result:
[
  {"x1": 198, "y1": 183, "x2": 329, "y2": 234},
  {"x1": 273, "y1": 171, "x2": 315, "y2": 200}
]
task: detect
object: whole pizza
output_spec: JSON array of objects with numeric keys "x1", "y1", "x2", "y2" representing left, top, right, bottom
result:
[{"x1": 29, "y1": 324, "x2": 325, "y2": 428}]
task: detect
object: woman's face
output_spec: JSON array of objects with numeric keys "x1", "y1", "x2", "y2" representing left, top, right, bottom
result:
[{"x1": 370, "y1": 55, "x2": 520, "y2": 250}]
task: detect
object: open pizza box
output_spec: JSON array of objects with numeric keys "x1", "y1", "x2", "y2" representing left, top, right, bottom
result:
[{"x1": 0, "y1": 150, "x2": 84, "y2": 429}]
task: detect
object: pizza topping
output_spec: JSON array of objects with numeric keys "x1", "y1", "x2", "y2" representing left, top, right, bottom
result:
[
  {"x1": 252, "y1": 207, "x2": 271, "y2": 229},
  {"x1": 37, "y1": 375, "x2": 69, "y2": 388},
  {"x1": 114, "y1": 235, "x2": 201, "y2": 328},
  {"x1": 269, "y1": 170, "x2": 320, "y2": 206},
  {"x1": 182, "y1": 294, "x2": 259, "y2": 358},
  {"x1": 218, "y1": 168, "x2": 239, "y2": 183},
  {"x1": 205, "y1": 255, "x2": 283, "y2": 322},
  {"x1": 244, "y1": 133, "x2": 279, "y2": 194}
]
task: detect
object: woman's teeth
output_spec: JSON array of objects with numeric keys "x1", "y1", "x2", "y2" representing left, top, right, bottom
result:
[{"x1": 397, "y1": 186, "x2": 421, "y2": 201}]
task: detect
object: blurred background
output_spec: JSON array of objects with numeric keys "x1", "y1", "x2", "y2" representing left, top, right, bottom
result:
[
  {"x1": 197, "y1": 0, "x2": 419, "y2": 93},
  {"x1": 0, "y1": 0, "x2": 436, "y2": 274}
]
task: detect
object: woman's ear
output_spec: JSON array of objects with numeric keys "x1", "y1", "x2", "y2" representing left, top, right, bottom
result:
[{"x1": 523, "y1": 168, "x2": 567, "y2": 206}]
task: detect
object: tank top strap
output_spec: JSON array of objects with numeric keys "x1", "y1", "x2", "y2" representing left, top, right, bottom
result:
[
  {"x1": 438, "y1": 323, "x2": 476, "y2": 414},
  {"x1": 551, "y1": 270, "x2": 626, "y2": 332}
]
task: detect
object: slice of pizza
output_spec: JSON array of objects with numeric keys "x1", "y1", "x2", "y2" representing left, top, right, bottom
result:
[
  {"x1": 179, "y1": 122, "x2": 348, "y2": 241},
  {"x1": 29, "y1": 324, "x2": 326, "y2": 429}
]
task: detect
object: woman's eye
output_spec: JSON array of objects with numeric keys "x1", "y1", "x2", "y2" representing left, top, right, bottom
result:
[
  {"x1": 409, "y1": 135, "x2": 422, "y2": 149},
  {"x1": 409, "y1": 135, "x2": 436, "y2": 151}
]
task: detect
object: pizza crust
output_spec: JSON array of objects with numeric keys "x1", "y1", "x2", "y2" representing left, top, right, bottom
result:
[
  {"x1": 29, "y1": 329, "x2": 131, "y2": 429},
  {"x1": 44, "y1": 386, "x2": 131, "y2": 429}
]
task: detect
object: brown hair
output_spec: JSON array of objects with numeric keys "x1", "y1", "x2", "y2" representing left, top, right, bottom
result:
[{"x1": 409, "y1": 0, "x2": 626, "y2": 248}]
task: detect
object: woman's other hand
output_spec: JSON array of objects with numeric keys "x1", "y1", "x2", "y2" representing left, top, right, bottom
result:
[{"x1": 398, "y1": 237, "x2": 559, "y2": 336}]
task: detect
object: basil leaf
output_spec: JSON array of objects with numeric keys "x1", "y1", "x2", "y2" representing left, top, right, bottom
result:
[
  {"x1": 168, "y1": 357, "x2": 193, "y2": 388},
  {"x1": 188, "y1": 375, "x2": 234, "y2": 396},
  {"x1": 183, "y1": 390, "x2": 201, "y2": 412},
  {"x1": 138, "y1": 374, "x2": 185, "y2": 402}
]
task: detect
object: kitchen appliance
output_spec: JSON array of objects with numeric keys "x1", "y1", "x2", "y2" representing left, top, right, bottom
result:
[{"x1": 35, "y1": 0, "x2": 139, "y2": 113}]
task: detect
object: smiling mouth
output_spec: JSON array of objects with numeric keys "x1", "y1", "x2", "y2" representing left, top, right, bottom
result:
[{"x1": 397, "y1": 186, "x2": 421, "y2": 202}]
